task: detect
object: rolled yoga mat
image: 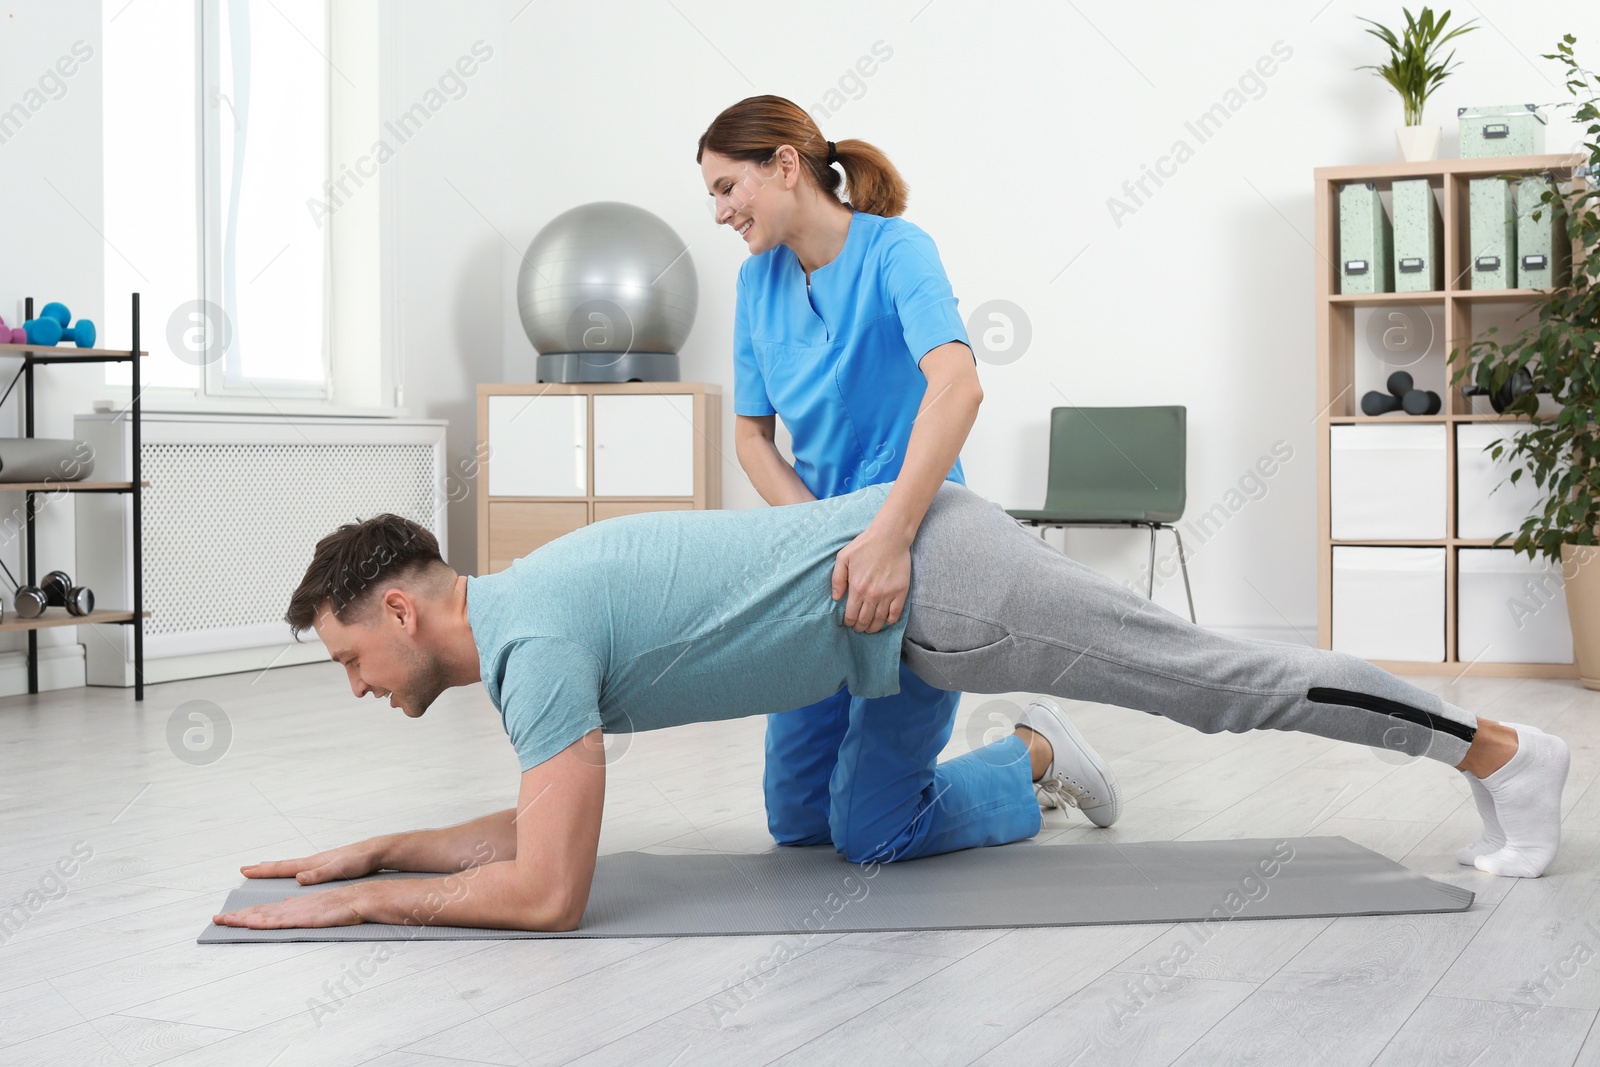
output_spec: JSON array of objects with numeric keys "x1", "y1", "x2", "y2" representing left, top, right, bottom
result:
[
  {"x1": 198, "y1": 836, "x2": 1474, "y2": 943},
  {"x1": 0, "y1": 438, "x2": 93, "y2": 481}
]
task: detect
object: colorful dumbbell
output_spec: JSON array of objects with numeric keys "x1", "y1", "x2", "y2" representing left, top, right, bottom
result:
[{"x1": 23, "y1": 302, "x2": 96, "y2": 348}]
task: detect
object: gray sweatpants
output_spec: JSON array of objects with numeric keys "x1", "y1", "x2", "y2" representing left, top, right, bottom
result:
[{"x1": 900, "y1": 483, "x2": 1478, "y2": 767}]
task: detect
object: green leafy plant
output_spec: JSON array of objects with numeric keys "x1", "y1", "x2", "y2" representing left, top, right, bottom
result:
[
  {"x1": 1451, "y1": 34, "x2": 1600, "y2": 563},
  {"x1": 1356, "y1": 6, "x2": 1478, "y2": 126}
]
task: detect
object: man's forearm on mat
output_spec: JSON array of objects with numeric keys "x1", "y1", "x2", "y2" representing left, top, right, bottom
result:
[
  {"x1": 374, "y1": 808, "x2": 519, "y2": 871},
  {"x1": 353, "y1": 858, "x2": 581, "y2": 931}
]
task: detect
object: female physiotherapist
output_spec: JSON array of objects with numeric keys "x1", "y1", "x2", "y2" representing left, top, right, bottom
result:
[{"x1": 696, "y1": 95, "x2": 1122, "y2": 864}]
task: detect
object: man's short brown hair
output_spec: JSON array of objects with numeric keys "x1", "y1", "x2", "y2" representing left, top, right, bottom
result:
[{"x1": 285, "y1": 513, "x2": 448, "y2": 639}]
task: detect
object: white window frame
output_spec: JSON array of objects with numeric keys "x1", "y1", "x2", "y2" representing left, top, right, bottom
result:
[{"x1": 101, "y1": 0, "x2": 393, "y2": 415}]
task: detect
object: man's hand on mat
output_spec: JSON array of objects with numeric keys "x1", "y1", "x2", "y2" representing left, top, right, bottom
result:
[
  {"x1": 212, "y1": 885, "x2": 366, "y2": 929},
  {"x1": 832, "y1": 524, "x2": 912, "y2": 634},
  {"x1": 238, "y1": 838, "x2": 386, "y2": 885}
]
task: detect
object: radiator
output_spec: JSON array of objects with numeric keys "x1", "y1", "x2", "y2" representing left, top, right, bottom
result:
[{"x1": 72, "y1": 412, "x2": 449, "y2": 686}]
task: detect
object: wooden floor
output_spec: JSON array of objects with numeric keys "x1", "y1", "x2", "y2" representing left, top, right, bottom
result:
[{"x1": 0, "y1": 661, "x2": 1597, "y2": 1066}]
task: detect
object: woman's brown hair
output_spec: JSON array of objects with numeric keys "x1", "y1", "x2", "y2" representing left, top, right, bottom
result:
[{"x1": 695, "y1": 94, "x2": 908, "y2": 218}]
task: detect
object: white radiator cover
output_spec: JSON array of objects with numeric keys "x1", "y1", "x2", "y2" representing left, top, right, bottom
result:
[{"x1": 73, "y1": 413, "x2": 448, "y2": 686}]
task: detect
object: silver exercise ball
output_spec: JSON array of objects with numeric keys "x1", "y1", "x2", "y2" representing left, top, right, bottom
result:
[{"x1": 517, "y1": 201, "x2": 698, "y2": 382}]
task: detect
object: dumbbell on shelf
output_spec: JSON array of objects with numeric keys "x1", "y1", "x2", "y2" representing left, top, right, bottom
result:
[
  {"x1": 41, "y1": 570, "x2": 95, "y2": 616},
  {"x1": 1360, "y1": 370, "x2": 1439, "y2": 418},
  {"x1": 1462, "y1": 366, "x2": 1536, "y2": 414},
  {"x1": 8, "y1": 568, "x2": 95, "y2": 619},
  {"x1": 22, "y1": 302, "x2": 96, "y2": 348},
  {"x1": 0, "y1": 315, "x2": 26, "y2": 344}
]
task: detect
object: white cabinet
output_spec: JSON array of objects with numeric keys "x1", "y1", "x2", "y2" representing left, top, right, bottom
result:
[
  {"x1": 486, "y1": 395, "x2": 586, "y2": 497},
  {"x1": 478, "y1": 384, "x2": 722, "y2": 573},
  {"x1": 1330, "y1": 424, "x2": 1447, "y2": 540},
  {"x1": 1332, "y1": 546, "x2": 1445, "y2": 661},
  {"x1": 1458, "y1": 549, "x2": 1573, "y2": 663},
  {"x1": 593, "y1": 393, "x2": 695, "y2": 497},
  {"x1": 1456, "y1": 423, "x2": 1545, "y2": 540}
]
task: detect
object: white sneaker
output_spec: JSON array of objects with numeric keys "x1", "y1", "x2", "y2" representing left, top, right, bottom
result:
[{"x1": 1017, "y1": 698, "x2": 1121, "y2": 828}]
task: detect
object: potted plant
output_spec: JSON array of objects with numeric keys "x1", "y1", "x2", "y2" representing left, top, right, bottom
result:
[
  {"x1": 1453, "y1": 33, "x2": 1599, "y2": 686},
  {"x1": 1357, "y1": 6, "x2": 1478, "y2": 162}
]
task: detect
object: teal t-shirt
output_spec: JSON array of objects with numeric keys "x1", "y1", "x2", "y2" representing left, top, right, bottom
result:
[{"x1": 466, "y1": 482, "x2": 909, "y2": 771}]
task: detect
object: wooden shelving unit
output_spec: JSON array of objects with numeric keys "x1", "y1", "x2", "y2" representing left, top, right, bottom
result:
[
  {"x1": 0, "y1": 293, "x2": 148, "y2": 699},
  {"x1": 1314, "y1": 153, "x2": 1586, "y2": 678}
]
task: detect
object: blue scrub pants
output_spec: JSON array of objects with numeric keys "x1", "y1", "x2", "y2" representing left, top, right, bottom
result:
[{"x1": 763, "y1": 662, "x2": 1043, "y2": 864}]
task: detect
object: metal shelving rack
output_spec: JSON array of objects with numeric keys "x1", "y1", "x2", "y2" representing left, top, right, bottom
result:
[{"x1": 0, "y1": 292, "x2": 147, "y2": 699}]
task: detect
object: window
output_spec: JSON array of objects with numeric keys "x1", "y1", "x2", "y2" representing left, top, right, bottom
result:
[
  {"x1": 204, "y1": 0, "x2": 330, "y2": 397},
  {"x1": 104, "y1": 0, "x2": 380, "y2": 405}
]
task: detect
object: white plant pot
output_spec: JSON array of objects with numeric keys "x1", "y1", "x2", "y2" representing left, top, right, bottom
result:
[{"x1": 1396, "y1": 125, "x2": 1442, "y2": 162}]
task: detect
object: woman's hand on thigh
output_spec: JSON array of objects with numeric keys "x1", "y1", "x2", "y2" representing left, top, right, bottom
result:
[{"x1": 832, "y1": 524, "x2": 912, "y2": 633}]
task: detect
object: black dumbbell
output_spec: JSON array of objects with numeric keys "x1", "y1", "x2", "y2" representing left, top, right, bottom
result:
[
  {"x1": 1360, "y1": 371, "x2": 1417, "y2": 416},
  {"x1": 1463, "y1": 367, "x2": 1536, "y2": 414},
  {"x1": 1402, "y1": 388, "x2": 1441, "y2": 415},
  {"x1": 41, "y1": 570, "x2": 94, "y2": 616},
  {"x1": 1496, "y1": 368, "x2": 1535, "y2": 412}
]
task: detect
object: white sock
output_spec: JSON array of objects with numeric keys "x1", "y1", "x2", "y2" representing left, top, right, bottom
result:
[
  {"x1": 1471, "y1": 724, "x2": 1571, "y2": 878},
  {"x1": 1455, "y1": 770, "x2": 1507, "y2": 865},
  {"x1": 1454, "y1": 720, "x2": 1528, "y2": 865}
]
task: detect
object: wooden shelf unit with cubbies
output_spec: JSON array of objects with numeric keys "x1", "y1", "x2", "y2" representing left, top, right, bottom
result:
[
  {"x1": 1314, "y1": 153, "x2": 1586, "y2": 678},
  {"x1": 475, "y1": 382, "x2": 722, "y2": 574}
]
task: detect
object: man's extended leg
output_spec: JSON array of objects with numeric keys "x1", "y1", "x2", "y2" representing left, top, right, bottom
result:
[{"x1": 901, "y1": 483, "x2": 1571, "y2": 877}]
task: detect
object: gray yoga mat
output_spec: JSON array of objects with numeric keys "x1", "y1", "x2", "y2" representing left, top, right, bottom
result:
[{"x1": 198, "y1": 836, "x2": 1473, "y2": 943}]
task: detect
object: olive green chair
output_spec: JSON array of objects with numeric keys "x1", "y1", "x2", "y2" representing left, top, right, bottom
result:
[{"x1": 1006, "y1": 405, "x2": 1195, "y2": 622}]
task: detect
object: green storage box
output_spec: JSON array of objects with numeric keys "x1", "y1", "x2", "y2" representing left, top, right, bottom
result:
[
  {"x1": 1516, "y1": 176, "x2": 1570, "y2": 290},
  {"x1": 1339, "y1": 181, "x2": 1392, "y2": 295},
  {"x1": 1390, "y1": 179, "x2": 1441, "y2": 292},
  {"x1": 1458, "y1": 104, "x2": 1547, "y2": 158},
  {"x1": 1469, "y1": 178, "x2": 1516, "y2": 289}
]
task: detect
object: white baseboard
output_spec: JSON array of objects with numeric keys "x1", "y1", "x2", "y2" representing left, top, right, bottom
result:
[
  {"x1": 0, "y1": 644, "x2": 87, "y2": 695},
  {"x1": 78, "y1": 639, "x2": 334, "y2": 689}
]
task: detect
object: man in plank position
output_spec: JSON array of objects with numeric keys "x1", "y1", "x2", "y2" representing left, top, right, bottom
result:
[{"x1": 213, "y1": 482, "x2": 1570, "y2": 932}]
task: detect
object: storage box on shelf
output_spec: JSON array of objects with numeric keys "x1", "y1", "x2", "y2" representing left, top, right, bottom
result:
[
  {"x1": 0, "y1": 293, "x2": 148, "y2": 698},
  {"x1": 1314, "y1": 153, "x2": 1585, "y2": 677},
  {"x1": 476, "y1": 382, "x2": 722, "y2": 573}
]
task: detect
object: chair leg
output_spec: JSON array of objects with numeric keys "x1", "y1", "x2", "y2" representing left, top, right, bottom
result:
[
  {"x1": 1145, "y1": 524, "x2": 1156, "y2": 599},
  {"x1": 1171, "y1": 526, "x2": 1196, "y2": 624}
]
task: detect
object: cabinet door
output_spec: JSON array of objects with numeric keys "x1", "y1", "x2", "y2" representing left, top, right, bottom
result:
[
  {"x1": 487, "y1": 395, "x2": 587, "y2": 497},
  {"x1": 487, "y1": 501, "x2": 589, "y2": 572},
  {"x1": 592, "y1": 393, "x2": 695, "y2": 497}
]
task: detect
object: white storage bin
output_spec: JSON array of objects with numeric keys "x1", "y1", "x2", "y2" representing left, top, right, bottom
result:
[
  {"x1": 1458, "y1": 549, "x2": 1573, "y2": 664},
  {"x1": 592, "y1": 393, "x2": 696, "y2": 497},
  {"x1": 1333, "y1": 546, "x2": 1445, "y2": 661},
  {"x1": 1330, "y1": 424, "x2": 1446, "y2": 540},
  {"x1": 487, "y1": 394, "x2": 587, "y2": 497},
  {"x1": 1456, "y1": 423, "x2": 1544, "y2": 540}
]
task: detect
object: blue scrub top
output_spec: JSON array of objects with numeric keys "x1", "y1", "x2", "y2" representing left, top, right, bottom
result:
[{"x1": 733, "y1": 210, "x2": 971, "y2": 499}]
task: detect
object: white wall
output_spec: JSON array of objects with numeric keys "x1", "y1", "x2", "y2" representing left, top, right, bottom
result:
[
  {"x1": 0, "y1": 1, "x2": 104, "y2": 682},
  {"x1": 386, "y1": 0, "x2": 1588, "y2": 637},
  {"x1": 0, "y1": 1, "x2": 1590, "y2": 669}
]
